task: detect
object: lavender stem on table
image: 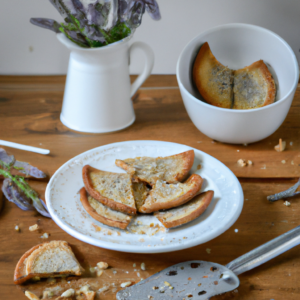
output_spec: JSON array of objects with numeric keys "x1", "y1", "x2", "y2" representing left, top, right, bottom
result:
[{"x1": 267, "y1": 178, "x2": 300, "y2": 202}]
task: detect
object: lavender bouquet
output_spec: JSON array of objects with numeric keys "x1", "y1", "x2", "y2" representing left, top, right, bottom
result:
[{"x1": 30, "y1": 0, "x2": 161, "y2": 48}]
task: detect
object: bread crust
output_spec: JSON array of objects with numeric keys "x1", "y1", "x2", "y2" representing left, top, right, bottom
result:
[
  {"x1": 139, "y1": 174, "x2": 203, "y2": 213},
  {"x1": 82, "y1": 165, "x2": 136, "y2": 215},
  {"x1": 233, "y1": 60, "x2": 276, "y2": 109},
  {"x1": 115, "y1": 150, "x2": 195, "y2": 186},
  {"x1": 193, "y1": 42, "x2": 234, "y2": 108},
  {"x1": 14, "y1": 243, "x2": 43, "y2": 284},
  {"x1": 79, "y1": 188, "x2": 132, "y2": 230},
  {"x1": 155, "y1": 190, "x2": 214, "y2": 228}
]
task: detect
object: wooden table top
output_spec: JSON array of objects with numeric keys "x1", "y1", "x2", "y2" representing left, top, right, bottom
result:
[{"x1": 0, "y1": 75, "x2": 299, "y2": 300}]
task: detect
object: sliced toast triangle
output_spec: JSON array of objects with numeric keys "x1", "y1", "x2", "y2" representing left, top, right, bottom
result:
[
  {"x1": 233, "y1": 60, "x2": 276, "y2": 109},
  {"x1": 80, "y1": 187, "x2": 132, "y2": 230},
  {"x1": 193, "y1": 42, "x2": 234, "y2": 108},
  {"x1": 14, "y1": 241, "x2": 84, "y2": 284},
  {"x1": 115, "y1": 150, "x2": 195, "y2": 186},
  {"x1": 82, "y1": 165, "x2": 136, "y2": 215},
  {"x1": 139, "y1": 174, "x2": 203, "y2": 213},
  {"x1": 154, "y1": 190, "x2": 214, "y2": 228}
]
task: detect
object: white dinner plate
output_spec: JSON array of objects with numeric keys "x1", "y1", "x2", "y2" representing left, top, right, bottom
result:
[{"x1": 46, "y1": 140, "x2": 243, "y2": 253}]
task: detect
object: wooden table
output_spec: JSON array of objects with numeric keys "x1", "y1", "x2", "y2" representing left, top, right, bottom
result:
[{"x1": 0, "y1": 75, "x2": 299, "y2": 300}]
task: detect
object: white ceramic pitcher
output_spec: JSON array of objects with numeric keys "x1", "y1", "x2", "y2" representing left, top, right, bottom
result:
[{"x1": 57, "y1": 33, "x2": 154, "y2": 133}]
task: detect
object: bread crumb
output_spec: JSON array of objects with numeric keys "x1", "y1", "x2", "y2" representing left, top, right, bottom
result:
[
  {"x1": 164, "y1": 281, "x2": 171, "y2": 286},
  {"x1": 98, "y1": 286, "x2": 109, "y2": 293},
  {"x1": 92, "y1": 224, "x2": 101, "y2": 232},
  {"x1": 169, "y1": 286, "x2": 174, "y2": 289},
  {"x1": 41, "y1": 233, "x2": 49, "y2": 239},
  {"x1": 96, "y1": 269, "x2": 103, "y2": 277},
  {"x1": 284, "y1": 201, "x2": 291, "y2": 207},
  {"x1": 261, "y1": 164, "x2": 266, "y2": 170},
  {"x1": 15, "y1": 225, "x2": 20, "y2": 232},
  {"x1": 291, "y1": 160, "x2": 294, "y2": 165},
  {"x1": 25, "y1": 291, "x2": 40, "y2": 300},
  {"x1": 237, "y1": 150, "x2": 240, "y2": 152},
  {"x1": 97, "y1": 262, "x2": 109, "y2": 270},
  {"x1": 61, "y1": 289, "x2": 75, "y2": 297},
  {"x1": 113, "y1": 270, "x2": 117, "y2": 274},
  {"x1": 29, "y1": 224, "x2": 39, "y2": 231},
  {"x1": 133, "y1": 263, "x2": 136, "y2": 267},
  {"x1": 237, "y1": 159, "x2": 247, "y2": 167},
  {"x1": 247, "y1": 160, "x2": 253, "y2": 166},
  {"x1": 281, "y1": 160, "x2": 286, "y2": 164},
  {"x1": 137, "y1": 272, "x2": 140, "y2": 277},
  {"x1": 141, "y1": 262, "x2": 146, "y2": 270},
  {"x1": 90, "y1": 267, "x2": 96, "y2": 273},
  {"x1": 121, "y1": 282, "x2": 132, "y2": 288},
  {"x1": 206, "y1": 248, "x2": 211, "y2": 254},
  {"x1": 290, "y1": 142, "x2": 293, "y2": 146},
  {"x1": 197, "y1": 164, "x2": 202, "y2": 170},
  {"x1": 275, "y1": 139, "x2": 286, "y2": 152},
  {"x1": 42, "y1": 291, "x2": 54, "y2": 298}
]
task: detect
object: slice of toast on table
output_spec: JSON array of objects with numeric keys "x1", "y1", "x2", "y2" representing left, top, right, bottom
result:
[
  {"x1": 154, "y1": 190, "x2": 214, "y2": 228},
  {"x1": 233, "y1": 60, "x2": 276, "y2": 109},
  {"x1": 139, "y1": 174, "x2": 203, "y2": 213},
  {"x1": 82, "y1": 165, "x2": 136, "y2": 215},
  {"x1": 80, "y1": 187, "x2": 132, "y2": 230},
  {"x1": 14, "y1": 241, "x2": 84, "y2": 284},
  {"x1": 193, "y1": 42, "x2": 234, "y2": 108},
  {"x1": 115, "y1": 150, "x2": 195, "y2": 186}
]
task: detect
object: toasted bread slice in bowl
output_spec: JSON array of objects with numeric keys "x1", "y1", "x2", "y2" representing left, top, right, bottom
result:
[
  {"x1": 14, "y1": 241, "x2": 84, "y2": 284},
  {"x1": 154, "y1": 190, "x2": 214, "y2": 228},
  {"x1": 139, "y1": 174, "x2": 203, "y2": 213},
  {"x1": 233, "y1": 60, "x2": 276, "y2": 109},
  {"x1": 115, "y1": 150, "x2": 194, "y2": 186},
  {"x1": 193, "y1": 42, "x2": 234, "y2": 109},
  {"x1": 80, "y1": 187, "x2": 132, "y2": 230},
  {"x1": 82, "y1": 165, "x2": 136, "y2": 215}
]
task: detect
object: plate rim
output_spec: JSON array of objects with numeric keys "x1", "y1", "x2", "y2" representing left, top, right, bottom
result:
[{"x1": 45, "y1": 140, "x2": 244, "y2": 253}]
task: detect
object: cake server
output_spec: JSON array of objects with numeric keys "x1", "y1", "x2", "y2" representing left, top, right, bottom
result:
[{"x1": 117, "y1": 226, "x2": 300, "y2": 299}]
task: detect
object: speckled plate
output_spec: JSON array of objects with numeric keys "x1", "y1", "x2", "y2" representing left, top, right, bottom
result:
[{"x1": 45, "y1": 141, "x2": 243, "y2": 253}]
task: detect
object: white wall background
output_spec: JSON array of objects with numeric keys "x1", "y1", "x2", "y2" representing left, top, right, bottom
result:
[{"x1": 1, "y1": 0, "x2": 300, "y2": 75}]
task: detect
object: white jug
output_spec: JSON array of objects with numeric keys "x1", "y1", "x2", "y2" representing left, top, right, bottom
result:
[{"x1": 57, "y1": 33, "x2": 154, "y2": 133}]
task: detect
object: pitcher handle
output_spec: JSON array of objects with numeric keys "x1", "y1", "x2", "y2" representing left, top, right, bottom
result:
[{"x1": 129, "y1": 42, "x2": 154, "y2": 97}]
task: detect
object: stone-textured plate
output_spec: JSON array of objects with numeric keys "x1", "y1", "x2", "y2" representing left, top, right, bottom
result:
[{"x1": 45, "y1": 141, "x2": 243, "y2": 253}]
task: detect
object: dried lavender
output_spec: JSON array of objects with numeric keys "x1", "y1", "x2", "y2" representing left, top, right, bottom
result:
[{"x1": 30, "y1": 0, "x2": 161, "y2": 48}]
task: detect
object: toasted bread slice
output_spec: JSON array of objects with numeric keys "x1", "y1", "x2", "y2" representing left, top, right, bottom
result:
[
  {"x1": 233, "y1": 60, "x2": 276, "y2": 109},
  {"x1": 154, "y1": 190, "x2": 214, "y2": 228},
  {"x1": 80, "y1": 187, "x2": 132, "y2": 230},
  {"x1": 14, "y1": 241, "x2": 84, "y2": 284},
  {"x1": 115, "y1": 150, "x2": 195, "y2": 186},
  {"x1": 139, "y1": 174, "x2": 203, "y2": 213},
  {"x1": 132, "y1": 182, "x2": 150, "y2": 211},
  {"x1": 193, "y1": 42, "x2": 234, "y2": 108},
  {"x1": 82, "y1": 165, "x2": 136, "y2": 215}
]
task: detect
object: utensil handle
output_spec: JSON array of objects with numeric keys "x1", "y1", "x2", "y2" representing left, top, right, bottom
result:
[
  {"x1": 226, "y1": 226, "x2": 300, "y2": 275},
  {"x1": 129, "y1": 42, "x2": 154, "y2": 97},
  {"x1": 0, "y1": 140, "x2": 50, "y2": 155}
]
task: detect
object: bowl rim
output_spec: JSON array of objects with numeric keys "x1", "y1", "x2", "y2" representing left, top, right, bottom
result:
[{"x1": 176, "y1": 23, "x2": 299, "y2": 114}]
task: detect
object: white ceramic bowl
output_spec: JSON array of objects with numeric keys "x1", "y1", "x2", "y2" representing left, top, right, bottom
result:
[{"x1": 176, "y1": 23, "x2": 299, "y2": 144}]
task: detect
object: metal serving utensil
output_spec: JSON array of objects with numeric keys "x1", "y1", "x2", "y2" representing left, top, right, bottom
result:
[{"x1": 117, "y1": 226, "x2": 300, "y2": 299}]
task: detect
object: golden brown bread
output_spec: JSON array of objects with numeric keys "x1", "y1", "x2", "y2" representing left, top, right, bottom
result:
[
  {"x1": 154, "y1": 190, "x2": 214, "y2": 228},
  {"x1": 193, "y1": 42, "x2": 276, "y2": 109},
  {"x1": 139, "y1": 174, "x2": 203, "y2": 213},
  {"x1": 132, "y1": 182, "x2": 150, "y2": 211},
  {"x1": 193, "y1": 42, "x2": 234, "y2": 108},
  {"x1": 115, "y1": 150, "x2": 195, "y2": 186},
  {"x1": 14, "y1": 241, "x2": 84, "y2": 285},
  {"x1": 79, "y1": 187, "x2": 132, "y2": 230},
  {"x1": 82, "y1": 165, "x2": 136, "y2": 215},
  {"x1": 233, "y1": 60, "x2": 276, "y2": 109}
]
